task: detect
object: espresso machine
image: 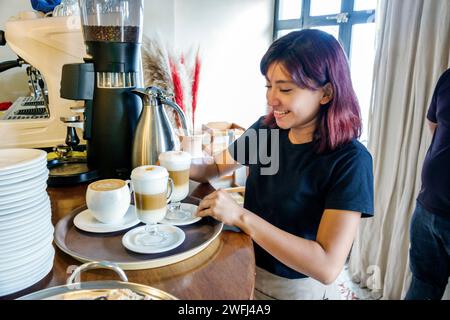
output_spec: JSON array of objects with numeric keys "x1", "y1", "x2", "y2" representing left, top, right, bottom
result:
[
  {"x1": 0, "y1": 14, "x2": 86, "y2": 149},
  {"x1": 61, "y1": 0, "x2": 144, "y2": 179}
]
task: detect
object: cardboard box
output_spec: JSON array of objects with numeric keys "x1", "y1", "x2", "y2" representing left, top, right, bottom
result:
[
  {"x1": 201, "y1": 122, "x2": 246, "y2": 184},
  {"x1": 202, "y1": 122, "x2": 245, "y2": 156}
]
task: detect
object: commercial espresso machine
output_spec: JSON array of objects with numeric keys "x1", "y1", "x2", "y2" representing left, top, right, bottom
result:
[
  {"x1": 61, "y1": 0, "x2": 144, "y2": 179},
  {"x1": 0, "y1": 14, "x2": 86, "y2": 149}
]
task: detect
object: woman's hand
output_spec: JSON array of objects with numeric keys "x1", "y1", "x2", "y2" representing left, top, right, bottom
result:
[{"x1": 196, "y1": 190, "x2": 244, "y2": 226}]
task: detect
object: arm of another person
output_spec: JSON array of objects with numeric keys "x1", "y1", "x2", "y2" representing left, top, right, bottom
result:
[
  {"x1": 197, "y1": 190, "x2": 361, "y2": 285},
  {"x1": 189, "y1": 147, "x2": 243, "y2": 183},
  {"x1": 427, "y1": 120, "x2": 437, "y2": 135}
]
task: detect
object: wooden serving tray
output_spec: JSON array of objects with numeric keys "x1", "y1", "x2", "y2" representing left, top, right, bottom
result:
[{"x1": 54, "y1": 197, "x2": 223, "y2": 270}]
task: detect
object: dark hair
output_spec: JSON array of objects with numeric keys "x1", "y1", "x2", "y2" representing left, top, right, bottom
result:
[{"x1": 260, "y1": 29, "x2": 362, "y2": 153}]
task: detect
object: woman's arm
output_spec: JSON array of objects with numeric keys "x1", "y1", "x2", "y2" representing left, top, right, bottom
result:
[
  {"x1": 197, "y1": 190, "x2": 361, "y2": 284},
  {"x1": 190, "y1": 148, "x2": 242, "y2": 183},
  {"x1": 240, "y1": 209, "x2": 361, "y2": 285}
]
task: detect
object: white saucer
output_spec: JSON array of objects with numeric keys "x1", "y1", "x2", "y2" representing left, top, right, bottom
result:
[
  {"x1": 160, "y1": 203, "x2": 202, "y2": 226},
  {"x1": 122, "y1": 225, "x2": 185, "y2": 254},
  {"x1": 74, "y1": 205, "x2": 140, "y2": 233}
]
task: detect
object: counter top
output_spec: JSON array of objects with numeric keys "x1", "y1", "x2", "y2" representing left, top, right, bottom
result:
[{"x1": 2, "y1": 181, "x2": 255, "y2": 300}]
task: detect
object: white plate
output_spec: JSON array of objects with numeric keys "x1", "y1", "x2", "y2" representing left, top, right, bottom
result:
[
  {"x1": 0, "y1": 243, "x2": 54, "y2": 280},
  {"x1": 0, "y1": 203, "x2": 50, "y2": 233},
  {"x1": 0, "y1": 182, "x2": 47, "y2": 206},
  {"x1": 74, "y1": 205, "x2": 140, "y2": 234},
  {"x1": 0, "y1": 221, "x2": 53, "y2": 255},
  {"x1": 0, "y1": 169, "x2": 48, "y2": 196},
  {"x1": 0, "y1": 211, "x2": 51, "y2": 243},
  {"x1": 0, "y1": 247, "x2": 54, "y2": 297},
  {"x1": 0, "y1": 166, "x2": 48, "y2": 187},
  {"x1": 0, "y1": 192, "x2": 48, "y2": 216},
  {"x1": 160, "y1": 203, "x2": 202, "y2": 226},
  {"x1": 0, "y1": 249, "x2": 53, "y2": 297},
  {"x1": 0, "y1": 201, "x2": 50, "y2": 231},
  {"x1": 0, "y1": 159, "x2": 46, "y2": 180},
  {"x1": 0, "y1": 216, "x2": 52, "y2": 249},
  {"x1": 0, "y1": 204, "x2": 50, "y2": 239},
  {"x1": 0, "y1": 149, "x2": 47, "y2": 175},
  {"x1": 0, "y1": 194, "x2": 49, "y2": 222},
  {"x1": 0, "y1": 232, "x2": 53, "y2": 271},
  {"x1": 122, "y1": 225, "x2": 185, "y2": 254}
]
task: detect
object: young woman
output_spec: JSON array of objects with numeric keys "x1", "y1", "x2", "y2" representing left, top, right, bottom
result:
[{"x1": 190, "y1": 29, "x2": 374, "y2": 300}]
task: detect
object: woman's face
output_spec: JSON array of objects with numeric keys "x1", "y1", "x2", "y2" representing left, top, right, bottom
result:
[{"x1": 265, "y1": 62, "x2": 325, "y2": 130}]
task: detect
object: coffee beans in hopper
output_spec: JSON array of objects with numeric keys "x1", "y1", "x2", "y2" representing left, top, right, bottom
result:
[{"x1": 83, "y1": 25, "x2": 140, "y2": 42}]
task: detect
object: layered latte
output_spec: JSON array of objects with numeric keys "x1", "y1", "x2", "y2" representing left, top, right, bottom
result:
[
  {"x1": 158, "y1": 151, "x2": 191, "y2": 202},
  {"x1": 131, "y1": 166, "x2": 170, "y2": 224}
]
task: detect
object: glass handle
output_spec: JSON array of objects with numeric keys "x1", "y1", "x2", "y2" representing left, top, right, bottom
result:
[{"x1": 167, "y1": 178, "x2": 174, "y2": 204}]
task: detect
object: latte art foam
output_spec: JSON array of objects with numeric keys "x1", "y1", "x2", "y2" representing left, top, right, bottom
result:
[{"x1": 90, "y1": 179, "x2": 126, "y2": 192}]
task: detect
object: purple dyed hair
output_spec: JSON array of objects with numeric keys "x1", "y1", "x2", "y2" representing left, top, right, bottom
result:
[{"x1": 260, "y1": 29, "x2": 362, "y2": 153}]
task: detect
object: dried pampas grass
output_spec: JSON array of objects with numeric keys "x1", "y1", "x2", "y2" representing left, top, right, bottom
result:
[
  {"x1": 141, "y1": 35, "x2": 173, "y2": 93},
  {"x1": 141, "y1": 36, "x2": 201, "y2": 133}
]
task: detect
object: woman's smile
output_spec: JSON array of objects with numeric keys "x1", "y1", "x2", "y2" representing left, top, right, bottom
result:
[{"x1": 273, "y1": 110, "x2": 290, "y2": 119}]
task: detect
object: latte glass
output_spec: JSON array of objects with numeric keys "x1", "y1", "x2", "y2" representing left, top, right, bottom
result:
[
  {"x1": 130, "y1": 165, "x2": 173, "y2": 246},
  {"x1": 158, "y1": 151, "x2": 191, "y2": 220}
]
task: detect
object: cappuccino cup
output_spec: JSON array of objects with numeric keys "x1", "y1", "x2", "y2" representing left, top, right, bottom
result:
[
  {"x1": 158, "y1": 151, "x2": 191, "y2": 202},
  {"x1": 131, "y1": 165, "x2": 173, "y2": 224},
  {"x1": 86, "y1": 179, "x2": 131, "y2": 224}
]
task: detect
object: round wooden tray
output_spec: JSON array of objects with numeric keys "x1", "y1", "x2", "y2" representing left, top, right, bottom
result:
[{"x1": 54, "y1": 199, "x2": 223, "y2": 270}]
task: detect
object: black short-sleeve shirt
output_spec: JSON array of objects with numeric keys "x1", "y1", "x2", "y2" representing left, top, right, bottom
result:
[
  {"x1": 417, "y1": 68, "x2": 450, "y2": 217},
  {"x1": 229, "y1": 117, "x2": 374, "y2": 279}
]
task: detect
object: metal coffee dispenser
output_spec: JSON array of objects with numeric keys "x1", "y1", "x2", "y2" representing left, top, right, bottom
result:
[
  {"x1": 131, "y1": 86, "x2": 189, "y2": 168},
  {"x1": 60, "y1": 0, "x2": 144, "y2": 179}
]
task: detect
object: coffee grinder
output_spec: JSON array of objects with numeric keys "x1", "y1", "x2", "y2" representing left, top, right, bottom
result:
[{"x1": 60, "y1": 0, "x2": 144, "y2": 179}]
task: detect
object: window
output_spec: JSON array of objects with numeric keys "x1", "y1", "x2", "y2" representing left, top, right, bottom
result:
[{"x1": 274, "y1": 0, "x2": 378, "y2": 144}]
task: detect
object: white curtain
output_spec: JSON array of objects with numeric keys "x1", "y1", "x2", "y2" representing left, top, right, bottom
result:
[{"x1": 348, "y1": 0, "x2": 450, "y2": 299}]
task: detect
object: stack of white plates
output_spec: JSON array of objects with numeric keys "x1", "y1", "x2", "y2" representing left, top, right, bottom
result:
[{"x1": 0, "y1": 149, "x2": 54, "y2": 297}]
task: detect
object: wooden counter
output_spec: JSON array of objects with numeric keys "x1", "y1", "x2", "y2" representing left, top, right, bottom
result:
[{"x1": 3, "y1": 181, "x2": 255, "y2": 300}]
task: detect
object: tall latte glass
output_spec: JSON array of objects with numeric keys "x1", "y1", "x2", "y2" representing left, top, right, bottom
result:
[
  {"x1": 158, "y1": 151, "x2": 191, "y2": 220},
  {"x1": 130, "y1": 165, "x2": 173, "y2": 246}
]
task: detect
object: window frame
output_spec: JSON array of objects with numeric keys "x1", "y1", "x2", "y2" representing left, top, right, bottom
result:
[{"x1": 273, "y1": 0, "x2": 376, "y2": 59}]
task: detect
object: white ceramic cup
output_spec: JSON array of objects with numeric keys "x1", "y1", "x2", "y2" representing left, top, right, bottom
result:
[{"x1": 86, "y1": 179, "x2": 131, "y2": 224}]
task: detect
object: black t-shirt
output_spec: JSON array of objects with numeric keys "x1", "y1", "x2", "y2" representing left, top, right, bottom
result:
[
  {"x1": 229, "y1": 117, "x2": 374, "y2": 279},
  {"x1": 417, "y1": 68, "x2": 450, "y2": 217}
]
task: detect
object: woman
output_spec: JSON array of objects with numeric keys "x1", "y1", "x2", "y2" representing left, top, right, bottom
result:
[{"x1": 190, "y1": 29, "x2": 374, "y2": 300}]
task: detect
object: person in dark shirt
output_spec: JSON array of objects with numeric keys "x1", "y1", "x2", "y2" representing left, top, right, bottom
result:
[
  {"x1": 405, "y1": 68, "x2": 450, "y2": 300},
  {"x1": 190, "y1": 30, "x2": 374, "y2": 299}
]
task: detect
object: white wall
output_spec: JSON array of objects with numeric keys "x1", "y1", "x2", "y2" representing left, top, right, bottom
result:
[
  {"x1": 0, "y1": 0, "x2": 274, "y2": 130},
  {"x1": 0, "y1": 0, "x2": 176, "y2": 102},
  {"x1": 143, "y1": 0, "x2": 175, "y2": 43},
  {"x1": 174, "y1": 0, "x2": 274, "y2": 129}
]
